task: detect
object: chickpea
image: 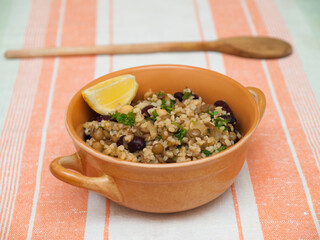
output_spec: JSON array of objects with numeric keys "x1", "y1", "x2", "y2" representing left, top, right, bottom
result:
[
  {"x1": 200, "y1": 104, "x2": 215, "y2": 112},
  {"x1": 110, "y1": 135, "x2": 118, "y2": 142},
  {"x1": 92, "y1": 141, "x2": 103, "y2": 152},
  {"x1": 152, "y1": 143, "x2": 164, "y2": 154},
  {"x1": 161, "y1": 130, "x2": 169, "y2": 140},
  {"x1": 188, "y1": 129, "x2": 201, "y2": 138},
  {"x1": 93, "y1": 128, "x2": 104, "y2": 140},
  {"x1": 118, "y1": 105, "x2": 133, "y2": 114},
  {"x1": 144, "y1": 89, "x2": 153, "y2": 99},
  {"x1": 103, "y1": 130, "x2": 110, "y2": 138},
  {"x1": 230, "y1": 132, "x2": 237, "y2": 141},
  {"x1": 175, "y1": 101, "x2": 185, "y2": 108},
  {"x1": 156, "y1": 108, "x2": 168, "y2": 117}
]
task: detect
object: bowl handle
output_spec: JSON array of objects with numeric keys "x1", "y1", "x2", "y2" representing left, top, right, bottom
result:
[
  {"x1": 49, "y1": 153, "x2": 123, "y2": 203},
  {"x1": 247, "y1": 87, "x2": 266, "y2": 122}
]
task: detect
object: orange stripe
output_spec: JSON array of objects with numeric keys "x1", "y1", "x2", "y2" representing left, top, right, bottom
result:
[
  {"x1": 104, "y1": 199, "x2": 111, "y2": 239},
  {"x1": 192, "y1": 0, "x2": 210, "y2": 69},
  {"x1": 7, "y1": 0, "x2": 59, "y2": 238},
  {"x1": 208, "y1": 0, "x2": 319, "y2": 238},
  {"x1": 25, "y1": 0, "x2": 97, "y2": 238},
  {"x1": 246, "y1": 0, "x2": 320, "y2": 229},
  {"x1": 1, "y1": 0, "x2": 56, "y2": 238},
  {"x1": 104, "y1": 0, "x2": 114, "y2": 238},
  {"x1": 231, "y1": 184, "x2": 244, "y2": 240}
]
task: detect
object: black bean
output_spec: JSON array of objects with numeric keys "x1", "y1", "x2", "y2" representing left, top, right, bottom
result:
[
  {"x1": 84, "y1": 134, "x2": 91, "y2": 141},
  {"x1": 192, "y1": 94, "x2": 199, "y2": 99},
  {"x1": 116, "y1": 135, "x2": 125, "y2": 146},
  {"x1": 141, "y1": 105, "x2": 154, "y2": 118},
  {"x1": 95, "y1": 115, "x2": 117, "y2": 122},
  {"x1": 174, "y1": 92, "x2": 184, "y2": 102},
  {"x1": 127, "y1": 136, "x2": 146, "y2": 153},
  {"x1": 214, "y1": 100, "x2": 234, "y2": 115},
  {"x1": 220, "y1": 114, "x2": 237, "y2": 125}
]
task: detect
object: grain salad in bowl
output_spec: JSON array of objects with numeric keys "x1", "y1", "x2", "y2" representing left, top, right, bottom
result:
[
  {"x1": 50, "y1": 64, "x2": 266, "y2": 213},
  {"x1": 83, "y1": 87, "x2": 242, "y2": 163}
]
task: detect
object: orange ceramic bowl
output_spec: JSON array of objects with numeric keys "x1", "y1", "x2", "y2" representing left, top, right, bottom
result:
[{"x1": 50, "y1": 64, "x2": 265, "y2": 213}]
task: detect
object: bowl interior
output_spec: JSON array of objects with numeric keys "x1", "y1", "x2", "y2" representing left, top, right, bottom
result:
[{"x1": 67, "y1": 65, "x2": 258, "y2": 155}]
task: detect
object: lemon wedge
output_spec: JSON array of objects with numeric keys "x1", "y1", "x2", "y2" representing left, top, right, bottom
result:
[{"x1": 82, "y1": 74, "x2": 138, "y2": 115}]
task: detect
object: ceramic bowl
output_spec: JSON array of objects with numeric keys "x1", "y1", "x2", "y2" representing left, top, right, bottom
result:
[{"x1": 50, "y1": 64, "x2": 266, "y2": 213}]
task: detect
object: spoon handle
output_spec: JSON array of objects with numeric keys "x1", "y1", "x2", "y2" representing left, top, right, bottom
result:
[
  {"x1": 4, "y1": 37, "x2": 292, "y2": 59},
  {"x1": 5, "y1": 41, "x2": 219, "y2": 58}
]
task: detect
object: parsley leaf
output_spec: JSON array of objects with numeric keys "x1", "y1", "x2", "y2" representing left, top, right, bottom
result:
[
  {"x1": 170, "y1": 99, "x2": 176, "y2": 107},
  {"x1": 174, "y1": 127, "x2": 187, "y2": 143},
  {"x1": 216, "y1": 146, "x2": 226, "y2": 152},
  {"x1": 207, "y1": 110, "x2": 219, "y2": 118},
  {"x1": 111, "y1": 111, "x2": 136, "y2": 127},
  {"x1": 149, "y1": 109, "x2": 159, "y2": 121},
  {"x1": 171, "y1": 121, "x2": 182, "y2": 128},
  {"x1": 214, "y1": 117, "x2": 229, "y2": 128},
  {"x1": 201, "y1": 150, "x2": 212, "y2": 157},
  {"x1": 182, "y1": 91, "x2": 192, "y2": 100},
  {"x1": 160, "y1": 99, "x2": 176, "y2": 112},
  {"x1": 158, "y1": 92, "x2": 164, "y2": 97}
]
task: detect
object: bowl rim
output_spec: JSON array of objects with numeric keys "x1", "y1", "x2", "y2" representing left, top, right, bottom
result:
[{"x1": 66, "y1": 64, "x2": 259, "y2": 169}]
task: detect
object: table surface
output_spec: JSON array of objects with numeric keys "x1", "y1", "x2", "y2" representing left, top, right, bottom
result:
[{"x1": 1, "y1": 0, "x2": 319, "y2": 239}]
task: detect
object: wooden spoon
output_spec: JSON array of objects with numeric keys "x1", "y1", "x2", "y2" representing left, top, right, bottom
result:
[{"x1": 5, "y1": 36, "x2": 292, "y2": 59}]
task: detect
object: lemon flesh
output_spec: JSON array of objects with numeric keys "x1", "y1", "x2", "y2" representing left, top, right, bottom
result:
[{"x1": 82, "y1": 74, "x2": 138, "y2": 115}]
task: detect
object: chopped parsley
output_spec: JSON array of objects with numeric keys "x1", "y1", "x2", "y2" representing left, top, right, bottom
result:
[
  {"x1": 207, "y1": 110, "x2": 219, "y2": 118},
  {"x1": 171, "y1": 121, "x2": 182, "y2": 128},
  {"x1": 111, "y1": 111, "x2": 136, "y2": 127},
  {"x1": 98, "y1": 126, "x2": 104, "y2": 129},
  {"x1": 149, "y1": 109, "x2": 159, "y2": 121},
  {"x1": 214, "y1": 117, "x2": 229, "y2": 129},
  {"x1": 182, "y1": 91, "x2": 192, "y2": 100},
  {"x1": 201, "y1": 150, "x2": 212, "y2": 157},
  {"x1": 155, "y1": 135, "x2": 162, "y2": 140},
  {"x1": 215, "y1": 146, "x2": 227, "y2": 152},
  {"x1": 174, "y1": 127, "x2": 187, "y2": 143},
  {"x1": 158, "y1": 91, "x2": 164, "y2": 97},
  {"x1": 207, "y1": 128, "x2": 211, "y2": 134},
  {"x1": 202, "y1": 145, "x2": 227, "y2": 156},
  {"x1": 160, "y1": 99, "x2": 176, "y2": 112}
]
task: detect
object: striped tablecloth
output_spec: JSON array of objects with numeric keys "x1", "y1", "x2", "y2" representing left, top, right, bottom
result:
[{"x1": 1, "y1": 0, "x2": 319, "y2": 239}]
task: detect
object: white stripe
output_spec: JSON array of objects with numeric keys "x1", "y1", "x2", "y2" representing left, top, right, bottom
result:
[
  {"x1": 234, "y1": 161, "x2": 264, "y2": 240},
  {"x1": 83, "y1": 0, "x2": 111, "y2": 238},
  {"x1": 255, "y1": 0, "x2": 320, "y2": 171},
  {"x1": 0, "y1": 0, "x2": 32, "y2": 133},
  {"x1": 109, "y1": 189, "x2": 238, "y2": 240},
  {"x1": 26, "y1": 0, "x2": 66, "y2": 238},
  {"x1": 262, "y1": 60, "x2": 320, "y2": 235},
  {"x1": 196, "y1": 0, "x2": 225, "y2": 75},
  {"x1": 241, "y1": 0, "x2": 320, "y2": 234},
  {"x1": 84, "y1": 192, "x2": 107, "y2": 240},
  {"x1": 111, "y1": 0, "x2": 208, "y2": 71},
  {"x1": 109, "y1": 1, "x2": 238, "y2": 239}
]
